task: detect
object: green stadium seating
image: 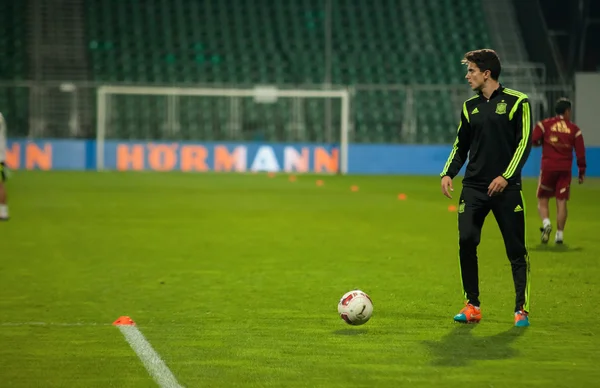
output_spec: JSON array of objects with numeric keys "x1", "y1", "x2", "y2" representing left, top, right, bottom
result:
[
  {"x1": 0, "y1": 2, "x2": 29, "y2": 136},
  {"x1": 85, "y1": 0, "x2": 492, "y2": 143}
]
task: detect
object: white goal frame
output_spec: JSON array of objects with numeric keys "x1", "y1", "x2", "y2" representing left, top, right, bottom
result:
[{"x1": 96, "y1": 86, "x2": 351, "y2": 174}]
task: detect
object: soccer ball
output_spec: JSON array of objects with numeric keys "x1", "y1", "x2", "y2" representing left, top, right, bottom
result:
[{"x1": 337, "y1": 290, "x2": 373, "y2": 325}]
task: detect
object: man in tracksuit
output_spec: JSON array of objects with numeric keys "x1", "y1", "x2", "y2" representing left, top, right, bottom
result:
[{"x1": 440, "y1": 49, "x2": 532, "y2": 327}]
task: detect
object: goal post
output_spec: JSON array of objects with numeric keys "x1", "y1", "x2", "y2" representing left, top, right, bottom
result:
[{"x1": 96, "y1": 85, "x2": 350, "y2": 174}]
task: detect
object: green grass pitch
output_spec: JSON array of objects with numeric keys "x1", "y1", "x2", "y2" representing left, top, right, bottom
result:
[{"x1": 1, "y1": 171, "x2": 600, "y2": 387}]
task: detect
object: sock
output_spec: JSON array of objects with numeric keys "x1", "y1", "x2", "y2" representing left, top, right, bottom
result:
[
  {"x1": 543, "y1": 218, "x2": 551, "y2": 228},
  {"x1": 0, "y1": 205, "x2": 7, "y2": 218},
  {"x1": 556, "y1": 230, "x2": 564, "y2": 241},
  {"x1": 515, "y1": 305, "x2": 527, "y2": 313}
]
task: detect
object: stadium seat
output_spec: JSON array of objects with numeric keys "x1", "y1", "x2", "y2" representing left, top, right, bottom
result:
[
  {"x1": 0, "y1": 2, "x2": 29, "y2": 136},
  {"x1": 84, "y1": 0, "x2": 492, "y2": 143}
]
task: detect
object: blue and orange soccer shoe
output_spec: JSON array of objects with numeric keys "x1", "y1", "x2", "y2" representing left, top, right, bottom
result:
[
  {"x1": 515, "y1": 310, "x2": 530, "y2": 327},
  {"x1": 453, "y1": 303, "x2": 482, "y2": 324}
]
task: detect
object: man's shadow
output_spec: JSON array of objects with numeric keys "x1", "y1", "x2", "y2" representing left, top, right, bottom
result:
[
  {"x1": 422, "y1": 325, "x2": 526, "y2": 367},
  {"x1": 529, "y1": 243, "x2": 583, "y2": 253}
]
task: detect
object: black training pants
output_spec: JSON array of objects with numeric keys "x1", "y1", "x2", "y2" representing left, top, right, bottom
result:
[{"x1": 457, "y1": 186, "x2": 530, "y2": 312}]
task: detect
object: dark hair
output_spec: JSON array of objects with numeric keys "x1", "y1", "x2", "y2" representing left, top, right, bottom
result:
[
  {"x1": 462, "y1": 49, "x2": 501, "y2": 80},
  {"x1": 555, "y1": 97, "x2": 572, "y2": 115}
]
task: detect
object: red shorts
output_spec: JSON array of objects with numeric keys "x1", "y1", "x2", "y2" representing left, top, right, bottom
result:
[{"x1": 537, "y1": 170, "x2": 572, "y2": 200}]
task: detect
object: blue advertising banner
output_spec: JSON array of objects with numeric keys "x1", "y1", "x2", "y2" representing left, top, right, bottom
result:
[{"x1": 4, "y1": 139, "x2": 598, "y2": 177}]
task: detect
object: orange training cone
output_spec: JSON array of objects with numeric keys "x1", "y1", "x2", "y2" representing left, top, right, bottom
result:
[{"x1": 113, "y1": 316, "x2": 136, "y2": 326}]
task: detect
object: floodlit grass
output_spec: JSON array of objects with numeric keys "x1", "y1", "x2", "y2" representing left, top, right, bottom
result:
[{"x1": 1, "y1": 171, "x2": 599, "y2": 387}]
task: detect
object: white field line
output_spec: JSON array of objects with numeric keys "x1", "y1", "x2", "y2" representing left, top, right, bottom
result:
[
  {"x1": 117, "y1": 324, "x2": 183, "y2": 388},
  {"x1": 1, "y1": 321, "x2": 183, "y2": 388},
  {"x1": 0, "y1": 322, "x2": 111, "y2": 327}
]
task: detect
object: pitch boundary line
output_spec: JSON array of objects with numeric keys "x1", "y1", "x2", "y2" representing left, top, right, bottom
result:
[
  {"x1": 114, "y1": 316, "x2": 183, "y2": 388},
  {"x1": 117, "y1": 324, "x2": 183, "y2": 388},
  {"x1": 0, "y1": 322, "x2": 111, "y2": 327},
  {"x1": 2, "y1": 318, "x2": 184, "y2": 388}
]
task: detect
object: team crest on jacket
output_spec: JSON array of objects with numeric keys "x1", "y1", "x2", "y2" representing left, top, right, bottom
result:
[{"x1": 495, "y1": 101, "x2": 507, "y2": 114}]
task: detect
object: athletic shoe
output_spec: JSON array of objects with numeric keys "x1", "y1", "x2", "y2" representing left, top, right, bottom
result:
[
  {"x1": 540, "y1": 224, "x2": 552, "y2": 244},
  {"x1": 555, "y1": 235, "x2": 564, "y2": 244},
  {"x1": 453, "y1": 303, "x2": 481, "y2": 324},
  {"x1": 514, "y1": 310, "x2": 530, "y2": 327}
]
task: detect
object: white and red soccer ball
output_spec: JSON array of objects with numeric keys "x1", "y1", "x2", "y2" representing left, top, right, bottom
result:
[{"x1": 337, "y1": 290, "x2": 373, "y2": 325}]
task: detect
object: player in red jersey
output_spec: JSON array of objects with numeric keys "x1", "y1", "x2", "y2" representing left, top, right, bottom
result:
[{"x1": 531, "y1": 98, "x2": 586, "y2": 244}]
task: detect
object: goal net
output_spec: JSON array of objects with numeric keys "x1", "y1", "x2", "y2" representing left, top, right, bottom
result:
[{"x1": 96, "y1": 86, "x2": 350, "y2": 174}]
